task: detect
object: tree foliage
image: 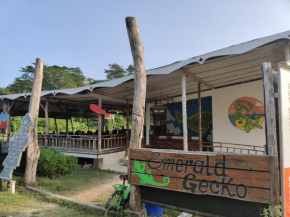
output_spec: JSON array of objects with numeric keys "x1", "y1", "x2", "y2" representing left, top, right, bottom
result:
[
  {"x1": 104, "y1": 63, "x2": 134, "y2": 80},
  {"x1": 2, "y1": 62, "x2": 134, "y2": 134},
  {"x1": 6, "y1": 64, "x2": 86, "y2": 93}
]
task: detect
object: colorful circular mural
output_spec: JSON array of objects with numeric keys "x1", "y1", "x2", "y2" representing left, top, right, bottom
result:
[{"x1": 228, "y1": 97, "x2": 265, "y2": 133}]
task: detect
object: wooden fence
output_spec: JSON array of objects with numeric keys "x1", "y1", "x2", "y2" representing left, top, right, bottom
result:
[{"x1": 38, "y1": 134, "x2": 127, "y2": 153}]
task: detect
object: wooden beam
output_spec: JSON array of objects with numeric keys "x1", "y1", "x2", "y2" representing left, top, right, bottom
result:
[
  {"x1": 262, "y1": 62, "x2": 280, "y2": 208},
  {"x1": 126, "y1": 16, "x2": 146, "y2": 215},
  {"x1": 24, "y1": 58, "x2": 44, "y2": 186},
  {"x1": 182, "y1": 71, "x2": 188, "y2": 151},
  {"x1": 98, "y1": 94, "x2": 102, "y2": 153},
  {"x1": 198, "y1": 82, "x2": 202, "y2": 151},
  {"x1": 183, "y1": 69, "x2": 215, "y2": 89}
]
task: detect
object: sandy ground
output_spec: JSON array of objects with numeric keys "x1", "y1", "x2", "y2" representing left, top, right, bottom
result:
[{"x1": 71, "y1": 175, "x2": 123, "y2": 206}]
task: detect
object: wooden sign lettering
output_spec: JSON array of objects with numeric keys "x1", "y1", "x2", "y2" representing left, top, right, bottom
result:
[
  {"x1": 129, "y1": 149, "x2": 271, "y2": 204},
  {"x1": 0, "y1": 113, "x2": 32, "y2": 180}
]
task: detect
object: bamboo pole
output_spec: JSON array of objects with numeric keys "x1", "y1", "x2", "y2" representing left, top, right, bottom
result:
[
  {"x1": 24, "y1": 58, "x2": 44, "y2": 186},
  {"x1": 98, "y1": 94, "x2": 102, "y2": 153},
  {"x1": 198, "y1": 82, "x2": 202, "y2": 151},
  {"x1": 182, "y1": 71, "x2": 188, "y2": 151},
  {"x1": 126, "y1": 17, "x2": 146, "y2": 216}
]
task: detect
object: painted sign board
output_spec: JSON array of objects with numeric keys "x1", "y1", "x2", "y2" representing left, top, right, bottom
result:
[
  {"x1": 278, "y1": 61, "x2": 290, "y2": 217},
  {"x1": 0, "y1": 113, "x2": 32, "y2": 180},
  {"x1": 129, "y1": 148, "x2": 271, "y2": 204}
]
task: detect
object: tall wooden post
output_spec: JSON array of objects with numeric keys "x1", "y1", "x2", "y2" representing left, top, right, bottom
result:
[
  {"x1": 182, "y1": 71, "x2": 188, "y2": 151},
  {"x1": 98, "y1": 94, "x2": 102, "y2": 153},
  {"x1": 126, "y1": 17, "x2": 146, "y2": 216},
  {"x1": 126, "y1": 100, "x2": 130, "y2": 151},
  {"x1": 262, "y1": 62, "x2": 280, "y2": 211},
  {"x1": 146, "y1": 103, "x2": 151, "y2": 145},
  {"x1": 198, "y1": 82, "x2": 202, "y2": 151},
  {"x1": 24, "y1": 58, "x2": 44, "y2": 186},
  {"x1": 45, "y1": 98, "x2": 49, "y2": 134}
]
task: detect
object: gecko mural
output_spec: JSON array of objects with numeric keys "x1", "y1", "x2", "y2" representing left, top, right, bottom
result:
[
  {"x1": 132, "y1": 160, "x2": 170, "y2": 187},
  {"x1": 167, "y1": 96, "x2": 212, "y2": 141},
  {"x1": 228, "y1": 97, "x2": 265, "y2": 133}
]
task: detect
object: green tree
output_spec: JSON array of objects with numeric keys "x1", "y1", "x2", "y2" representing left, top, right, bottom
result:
[
  {"x1": 126, "y1": 65, "x2": 134, "y2": 75},
  {"x1": 104, "y1": 63, "x2": 134, "y2": 80},
  {"x1": 7, "y1": 64, "x2": 86, "y2": 93}
]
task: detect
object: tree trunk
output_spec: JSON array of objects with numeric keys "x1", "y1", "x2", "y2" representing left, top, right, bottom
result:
[
  {"x1": 24, "y1": 58, "x2": 44, "y2": 186},
  {"x1": 126, "y1": 17, "x2": 147, "y2": 215}
]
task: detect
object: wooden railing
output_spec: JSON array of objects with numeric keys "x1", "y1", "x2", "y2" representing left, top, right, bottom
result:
[
  {"x1": 201, "y1": 142, "x2": 266, "y2": 155},
  {"x1": 38, "y1": 134, "x2": 127, "y2": 153}
]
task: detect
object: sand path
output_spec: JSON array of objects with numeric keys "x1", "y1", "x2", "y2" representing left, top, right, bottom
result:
[{"x1": 70, "y1": 175, "x2": 123, "y2": 205}]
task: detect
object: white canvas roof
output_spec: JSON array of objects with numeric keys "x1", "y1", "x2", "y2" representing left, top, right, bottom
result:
[{"x1": 0, "y1": 30, "x2": 289, "y2": 117}]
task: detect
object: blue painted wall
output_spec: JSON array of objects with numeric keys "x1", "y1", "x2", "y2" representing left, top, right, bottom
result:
[{"x1": 166, "y1": 96, "x2": 213, "y2": 141}]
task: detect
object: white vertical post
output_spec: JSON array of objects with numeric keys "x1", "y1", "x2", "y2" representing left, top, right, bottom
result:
[
  {"x1": 9, "y1": 180, "x2": 16, "y2": 194},
  {"x1": 182, "y1": 71, "x2": 188, "y2": 151},
  {"x1": 146, "y1": 103, "x2": 151, "y2": 145}
]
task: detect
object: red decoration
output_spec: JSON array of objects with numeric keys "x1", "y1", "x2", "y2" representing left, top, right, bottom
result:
[{"x1": 90, "y1": 104, "x2": 111, "y2": 118}]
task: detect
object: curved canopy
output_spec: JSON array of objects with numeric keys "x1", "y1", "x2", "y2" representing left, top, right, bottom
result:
[{"x1": 0, "y1": 30, "x2": 289, "y2": 102}]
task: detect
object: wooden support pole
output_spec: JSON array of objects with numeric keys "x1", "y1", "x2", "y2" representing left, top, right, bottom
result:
[
  {"x1": 24, "y1": 58, "x2": 44, "y2": 186},
  {"x1": 7, "y1": 101, "x2": 11, "y2": 141},
  {"x1": 146, "y1": 103, "x2": 151, "y2": 145},
  {"x1": 86, "y1": 115, "x2": 89, "y2": 132},
  {"x1": 126, "y1": 17, "x2": 146, "y2": 215},
  {"x1": 126, "y1": 100, "x2": 130, "y2": 151},
  {"x1": 45, "y1": 98, "x2": 49, "y2": 134},
  {"x1": 182, "y1": 71, "x2": 188, "y2": 151},
  {"x1": 98, "y1": 94, "x2": 102, "y2": 153},
  {"x1": 262, "y1": 62, "x2": 280, "y2": 208},
  {"x1": 71, "y1": 118, "x2": 74, "y2": 133},
  {"x1": 198, "y1": 82, "x2": 202, "y2": 151},
  {"x1": 285, "y1": 41, "x2": 290, "y2": 62},
  {"x1": 54, "y1": 118, "x2": 58, "y2": 134},
  {"x1": 66, "y1": 117, "x2": 69, "y2": 134}
]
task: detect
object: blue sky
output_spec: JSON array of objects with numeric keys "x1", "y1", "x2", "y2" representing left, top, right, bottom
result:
[{"x1": 0, "y1": 0, "x2": 290, "y2": 87}]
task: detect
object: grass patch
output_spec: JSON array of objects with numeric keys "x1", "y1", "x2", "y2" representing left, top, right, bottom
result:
[
  {"x1": 33, "y1": 168, "x2": 118, "y2": 196},
  {"x1": 0, "y1": 186, "x2": 107, "y2": 217}
]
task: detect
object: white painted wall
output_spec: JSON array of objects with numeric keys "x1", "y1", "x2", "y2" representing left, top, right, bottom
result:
[{"x1": 212, "y1": 80, "x2": 266, "y2": 147}]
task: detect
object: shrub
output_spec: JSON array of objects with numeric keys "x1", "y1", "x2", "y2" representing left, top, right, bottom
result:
[{"x1": 37, "y1": 149, "x2": 79, "y2": 178}]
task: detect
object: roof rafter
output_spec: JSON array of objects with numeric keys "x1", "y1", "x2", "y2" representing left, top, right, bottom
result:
[{"x1": 183, "y1": 68, "x2": 215, "y2": 89}]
